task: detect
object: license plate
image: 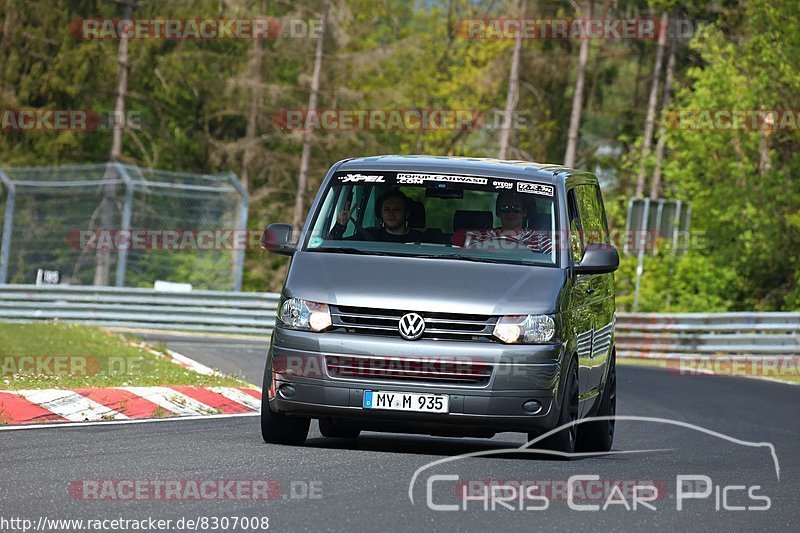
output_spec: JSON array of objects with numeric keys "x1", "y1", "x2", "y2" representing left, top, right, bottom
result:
[{"x1": 362, "y1": 390, "x2": 449, "y2": 413}]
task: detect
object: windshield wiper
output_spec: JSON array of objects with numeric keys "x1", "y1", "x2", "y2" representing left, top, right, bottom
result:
[
  {"x1": 311, "y1": 247, "x2": 392, "y2": 256},
  {"x1": 423, "y1": 253, "x2": 520, "y2": 265}
]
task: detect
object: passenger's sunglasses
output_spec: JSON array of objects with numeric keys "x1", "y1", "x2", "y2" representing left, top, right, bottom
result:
[{"x1": 498, "y1": 204, "x2": 526, "y2": 214}]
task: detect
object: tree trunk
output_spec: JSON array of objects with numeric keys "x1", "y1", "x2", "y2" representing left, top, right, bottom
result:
[
  {"x1": 563, "y1": 0, "x2": 592, "y2": 168},
  {"x1": 758, "y1": 109, "x2": 773, "y2": 176},
  {"x1": 634, "y1": 12, "x2": 668, "y2": 198},
  {"x1": 240, "y1": 4, "x2": 265, "y2": 194},
  {"x1": 497, "y1": 0, "x2": 526, "y2": 160},
  {"x1": 292, "y1": 0, "x2": 329, "y2": 235},
  {"x1": 0, "y1": 4, "x2": 17, "y2": 59},
  {"x1": 95, "y1": 0, "x2": 133, "y2": 286},
  {"x1": 649, "y1": 31, "x2": 677, "y2": 200}
]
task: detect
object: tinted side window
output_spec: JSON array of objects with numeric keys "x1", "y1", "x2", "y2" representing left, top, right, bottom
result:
[
  {"x1": 567, "y1": 189, "x2": 584, "y2": 262},
  {"x1": 575, "y1": 184, "x2": 609, "y2": 245}
]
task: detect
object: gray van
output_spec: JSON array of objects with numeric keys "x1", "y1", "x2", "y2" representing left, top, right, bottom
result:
[{"x1": 261, "y1": 155, "x2": 619, "y2": 453}]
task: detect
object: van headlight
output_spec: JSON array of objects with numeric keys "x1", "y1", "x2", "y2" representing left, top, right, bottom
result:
[
  {"x1": 279, "y1": 298, "x2": 332, "y2": 332},
  {"x1": 493, "y1": 315, "x2": 555, "y2": 344}
]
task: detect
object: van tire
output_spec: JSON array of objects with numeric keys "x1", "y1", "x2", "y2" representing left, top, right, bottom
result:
[
  {"x1": 577, "y1": 351, "x2": 616, "y2": 453},
  {"x1": 531, "y1": 356, "x2": 579, "y2": 457},
  {"x1": 261, "y1": 403, "x2": 310, "y2": 445},
  {"x1": 318, "y1": 418, "x2": 361, "y2": 439}
]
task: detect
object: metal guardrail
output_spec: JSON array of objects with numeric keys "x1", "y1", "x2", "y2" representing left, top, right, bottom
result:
[
  {"x1": 0, "y1": 286, "x2": 798, "y2": 355},
  {"x1": 616, "y1": 312, "x2": 800, "y2": 358},
  {"x1": 0, "y1": 284, "x2": 278, "y2": 335}
]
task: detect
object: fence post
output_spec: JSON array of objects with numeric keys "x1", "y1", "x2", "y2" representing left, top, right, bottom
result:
[
  {"x1": 227, "y1": 172, "x2": 249, "y2": 292},
  {"x1": 632, "y1": 198, "x2": 651, "y2": 313},
  {"x1": 0, "y1": 170, "x2": 16, "y2": 284},
  {"x1": 684, "y1": 204, "x2": 693, "y2": 252},
  {"x1": 672, "y1": 201, "x2": 682, "y2": 255},
  {"x1": 115, "y1": 163, "x2": 134, "y2": 287},
  {"x1": 623, "y1": 197, "x2": 634, "y2": 255}
]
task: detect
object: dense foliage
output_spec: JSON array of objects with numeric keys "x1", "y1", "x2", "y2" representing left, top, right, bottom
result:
[{"x1": 0, "y1": 0, "x2": 797, "y2": 308}]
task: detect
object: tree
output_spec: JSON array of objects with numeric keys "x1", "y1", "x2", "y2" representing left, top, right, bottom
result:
[
  {"x1": 661, "y1": 1, "x2": 800, "y2": 309},
  {"x1": 292, "y1": 0, "x2": 330, "y2": 235},
  {"x1": 634, "y1": 11, "x2": 668, "y2": 198},
  {"x1": 95, "y1": 0, "x2": 137, "y2": 286},
  {"x1": 239, "y1": 1, "x2": 267, "y2": 194},
  {"x1": 563, "y1": 0, "x2": 592, "y2": 168},
  {"x1": 498, "y1": 0, "x2": 526, "y2": 160},
  {"x1": 649, "y1": 29, "x2": 677, "y2": 200}
]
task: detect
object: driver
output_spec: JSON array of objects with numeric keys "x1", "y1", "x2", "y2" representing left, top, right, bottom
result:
[{"x1": 327, "y1": 189, "x2": 423, "y2": 243}]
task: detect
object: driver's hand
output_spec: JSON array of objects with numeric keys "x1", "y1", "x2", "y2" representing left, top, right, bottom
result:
[{"x1": 336, "y1": 201, "x2": 352, "y2": 226}]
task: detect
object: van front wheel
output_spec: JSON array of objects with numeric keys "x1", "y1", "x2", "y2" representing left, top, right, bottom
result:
[
  {"x1": 577, "y1": 352, "x2": 616, "y2": 453},
  {"x1": 530, "y1": 356, "x2": 578, "y2": 456},
  {"x1": 260, "y1": 403, "x2": 310, "y2": 445}
]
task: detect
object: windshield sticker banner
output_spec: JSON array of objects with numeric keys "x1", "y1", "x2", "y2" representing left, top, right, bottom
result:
[
  {"x1": 491, "y1": 180, "x2": 514, "y2": 190},
  {"x1": 517, "y1": 182, "x2": 554, "y2": 196},
  {"x1": 339, "y1": 173, "x2": 385, "y2": 183},
  {"x1": 396, "y1": 173, "x2": 488, "y2": 185},
  {"x1": 333, "y1": 171, "x2": 553, "y2": 196}
]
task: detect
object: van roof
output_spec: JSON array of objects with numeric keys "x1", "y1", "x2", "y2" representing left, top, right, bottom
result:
[{"x1": 336, "y1": 155, "x2": 581, "y2": 184}]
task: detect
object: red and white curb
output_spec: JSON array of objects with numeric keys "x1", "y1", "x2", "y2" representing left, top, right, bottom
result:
[{"x1": 0, "y1": 386, "x2": 261, "y2": 426}]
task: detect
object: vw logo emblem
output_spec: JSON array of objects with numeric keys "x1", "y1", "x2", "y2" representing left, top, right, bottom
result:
[{"x1": 398, "y1": 313, "x2": 425, "y2": 340}]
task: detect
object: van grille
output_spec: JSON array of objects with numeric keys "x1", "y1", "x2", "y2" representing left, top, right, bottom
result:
[
  {"x1": 325, "y1": 355, "x2": 493, "y2": 385},
  {"x1": 330, "y1": 305, "x2": 497, "y2": 341}
]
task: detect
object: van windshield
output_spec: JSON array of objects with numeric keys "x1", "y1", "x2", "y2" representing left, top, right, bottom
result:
[{"x1": 305, "y1": 171, "x2": 558, "y2": 267}]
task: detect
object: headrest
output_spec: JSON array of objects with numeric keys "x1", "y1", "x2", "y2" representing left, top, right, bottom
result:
[
  {"x1": 531, "y1": 213, "x2": 550, "y2": 230},
  {"x1": 453, "y1": 210, "x2": 493, "y2": 232},
  {"x1": 407, "y1": 199, "x2": 426, "y2": 228}
]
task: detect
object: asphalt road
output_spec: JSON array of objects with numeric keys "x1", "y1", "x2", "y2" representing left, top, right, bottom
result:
[{"x1": 1, "y1": 333, "x2": 798, "y2": 532}]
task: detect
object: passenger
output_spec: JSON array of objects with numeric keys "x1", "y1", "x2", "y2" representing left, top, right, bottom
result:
[
  {"x1": 328, "y1": 189, "x2": 423, "y2": 243},
  {"x1": 466, "y1": 191, "x2": 552, "y2": 253}
]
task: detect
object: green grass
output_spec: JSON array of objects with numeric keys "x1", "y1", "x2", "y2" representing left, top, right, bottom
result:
[
  {"x1": 0, "y1": 322, "x2": 246, "y2": 390},
  {"x1": 617, "y1": 357, "x2": 668, "y2": 369},
  {"x1": 618, "y1": 357, "x2": 800, "y2": 384}
]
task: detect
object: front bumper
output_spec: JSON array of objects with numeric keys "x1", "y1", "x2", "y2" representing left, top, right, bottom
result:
[{"x1": 263, "y1": 326, "x2": 565, "y2": 434}]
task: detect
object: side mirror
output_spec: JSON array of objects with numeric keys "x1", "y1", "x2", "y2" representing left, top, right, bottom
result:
[
  {"x1": 574, "y1": 243, "x2": 619, "y2": 275},
  {"x1": 261, "y1": 223, "x2": 296, "y2": 256}
]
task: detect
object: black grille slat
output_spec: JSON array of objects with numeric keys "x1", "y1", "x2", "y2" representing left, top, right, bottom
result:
[{"x1": 331, "y1": 305, "x2": 497, "y2": 342}]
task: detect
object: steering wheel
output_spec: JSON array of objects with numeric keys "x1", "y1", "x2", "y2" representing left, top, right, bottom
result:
[{"x1": 464, "y1": 233, "x2": 526, "y2": 248}]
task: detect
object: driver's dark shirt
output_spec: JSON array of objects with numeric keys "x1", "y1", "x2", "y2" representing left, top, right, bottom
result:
[{"x1": 328, "y1": 222, "x2": 423, "y2": 243}]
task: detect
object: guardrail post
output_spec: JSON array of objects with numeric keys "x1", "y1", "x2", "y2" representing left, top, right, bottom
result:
[
  {"x1": 114, "y1": 163, "x2": 134, "y2": 287},
  {"x1": 0, "y1": 170, "x2": 16, "y2": 284},
  {"x1": 227, "y1": 172, "x2": 249, "y2": 292}
]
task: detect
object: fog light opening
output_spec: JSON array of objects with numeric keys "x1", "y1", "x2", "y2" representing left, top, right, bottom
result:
[
  {"x1": 277, "y1": 384, "x2": 297, "y2": 399},
  {"x1": 522, "y1": 400, "x2": 542, "y2": 414}
]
